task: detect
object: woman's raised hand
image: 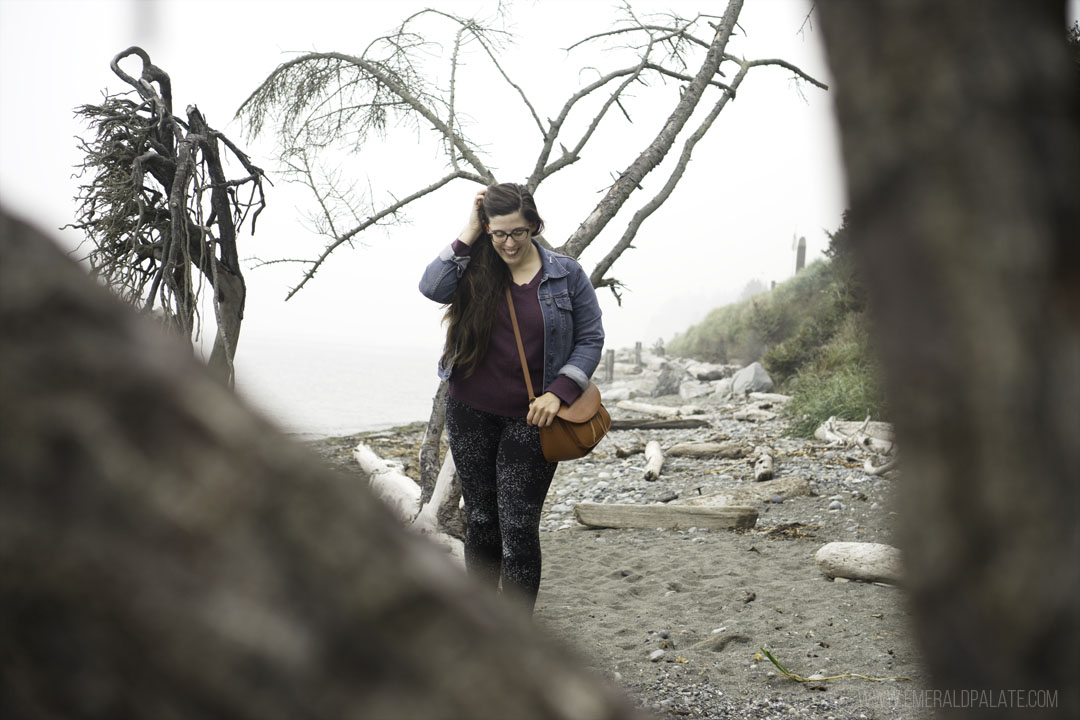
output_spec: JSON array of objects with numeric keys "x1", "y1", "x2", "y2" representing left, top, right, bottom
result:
[{"x1": 457, "y1": 188, "x2": 487, "y2": 246}]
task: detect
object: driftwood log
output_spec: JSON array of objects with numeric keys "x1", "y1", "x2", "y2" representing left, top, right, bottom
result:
[
  {"x1": 815, "y1": 542, "x2": 903, "y2": 585},
  {"x1": 680, "y1": 477, "x2": 812, "y2": 508},
  {"x1": 0, "y1": 210, "x2": 641, "y2": 719},
  {"x1": 639, "y1": 440, "x2": 665, "y2": 483},
  {"x1": 615, "y1": 400, "x2": 703, "y2": 418},
  {"x1": 732, "y1": 407, "x2": 777, "y2": 423},
  {"x1": 666, "y1": 442, "x2": 746, "y2": 459},
  {"x1": 815, "y1": 416, "x2": 896, "y2": 454},
  {"x1": 643, "y1": 440, "x2": 665, "y2": 481},
  {"x1": 752, "y1": 446, "x2": 775, "y2": 482},
  {"x1": 574, "y1": 503, "x2": 758, "y2": 531},
  {"x1": 354, "y1": 442, "x2": 421, "y2": 519},
  {"x1": 747, "y1": 392, "x2": 792, "y2": 405},
  {"x1": 614, "y1": 435, "x2": 644, "y2": 457},
  {"x1": 609, "y1": 417, "x2": 711, "y2": 430}
]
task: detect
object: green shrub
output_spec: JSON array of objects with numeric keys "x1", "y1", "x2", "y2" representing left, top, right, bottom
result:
[
  {"x1": 668, "y1": 260, "x2": 832, "y2": 363},
  {"x1": 783, "y1": 362, "x2": 886, "y2": 438},
  {"x1": 668, "y1": 214, "x2": 889, "y2": 438}
]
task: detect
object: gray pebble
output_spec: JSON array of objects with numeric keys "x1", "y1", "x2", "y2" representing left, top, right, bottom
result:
[
  {"x1": 649, "y1": 649, "x2": 666, "y2": 662},
  {"x1": 828, "y1": 500, "x2": 843, "y2": 511}
]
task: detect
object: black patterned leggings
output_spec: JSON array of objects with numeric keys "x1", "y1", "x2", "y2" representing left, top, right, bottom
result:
[{"x1": 444, "y1": 394, "x2": 558, "y2": 612}]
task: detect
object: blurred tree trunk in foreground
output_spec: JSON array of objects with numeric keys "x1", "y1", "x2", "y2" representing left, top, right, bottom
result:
[
  {"x1": 0, "y1": 209, "x2": 640, "y2": 719},
  {"x1": 818, "y1": 1, "x2": 1080, "y2": 715}
]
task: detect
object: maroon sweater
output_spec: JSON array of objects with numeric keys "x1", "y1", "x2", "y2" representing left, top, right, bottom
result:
[{"x1": 448, "y1": 242, "x2": 581, "y2": 417}]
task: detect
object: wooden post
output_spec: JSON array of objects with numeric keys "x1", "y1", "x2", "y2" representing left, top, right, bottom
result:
[
  {"x1": 604, "y1": 348, "x2": 615, "y2": 383},
  {"x1": 796, "y1": 236, "x2": 806, "y2": 273},
  {"x1": 634, "y1": 341, "x2": 642, "y2": 367}
]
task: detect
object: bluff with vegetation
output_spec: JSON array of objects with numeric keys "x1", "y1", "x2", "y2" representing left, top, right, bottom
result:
[{"x1": 668, "y1": 215, "x2": 886, "y2": 435}]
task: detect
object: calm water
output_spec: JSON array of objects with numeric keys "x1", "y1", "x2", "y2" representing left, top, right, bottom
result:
[{"x1": 233, "y1": 336, "x2": 443, "y2": 439}]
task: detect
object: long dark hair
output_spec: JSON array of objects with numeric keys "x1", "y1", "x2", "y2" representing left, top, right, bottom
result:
[{"x1": 440, "y1": 183, "x2": 546, "y2": 377}]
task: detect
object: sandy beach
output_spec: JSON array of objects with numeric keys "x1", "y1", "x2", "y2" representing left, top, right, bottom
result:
[{"x1": 311, "y1": 378, "x2": 930, "y2": 719}]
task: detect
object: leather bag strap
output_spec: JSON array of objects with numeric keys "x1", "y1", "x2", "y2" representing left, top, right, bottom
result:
[{"x1": 504, "y1": 287, "x2": 537, "y2": 402}]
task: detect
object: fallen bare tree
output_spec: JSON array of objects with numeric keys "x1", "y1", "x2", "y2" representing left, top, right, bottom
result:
[
  {"x1": 818, "y1": 0, "x2": 1080, "y2": 714},
  {"x1": 0, "y1": 209, "x2": 640, "y2": 719},
  {"x1": 68, "y1": 47, "x2": 267, "y2": 386}
]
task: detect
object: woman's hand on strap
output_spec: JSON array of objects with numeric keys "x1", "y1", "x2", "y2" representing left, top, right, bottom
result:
[
  {"x1": 457, "y1": 188, "x2": 487, "y2": 246},
  {"x1": 527, "y1": 392, "x2": 562, "y2": 427}
]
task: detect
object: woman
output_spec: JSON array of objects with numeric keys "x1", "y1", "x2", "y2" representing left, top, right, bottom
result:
[{"x1": 419, "y1": 182, "x2": 604, "y2": 612}]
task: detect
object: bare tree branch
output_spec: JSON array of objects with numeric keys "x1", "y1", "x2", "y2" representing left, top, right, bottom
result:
[
  {"x1": 560, "y1": 0, "x2": 744, "y2": 259},
  {"x1": 589, "y1": 62, "x2": 750, "y2": 293},
  {"x1": 283, "y1": 170, "x2": 477, "y2": 300},
  {"x1": 746, "y1": 58, "x2": 829, "y2": 90}
]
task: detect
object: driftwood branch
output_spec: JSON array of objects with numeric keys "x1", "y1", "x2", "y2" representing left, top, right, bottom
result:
[
  {"x1": 643, "y1": 441, "x2": 665, "y2": 481},
  {"x1": 614, "y1": 435, "x2": 645, "y2": 457}
]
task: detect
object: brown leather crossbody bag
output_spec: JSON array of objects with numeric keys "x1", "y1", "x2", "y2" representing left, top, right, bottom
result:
[{"x1": 505, "y1": 288, "x2": 610, "y2": 462}]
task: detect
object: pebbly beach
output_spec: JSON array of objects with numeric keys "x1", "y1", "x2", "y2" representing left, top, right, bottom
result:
[{"x1": 310, "y1": 349, "x2": 930, "y2": 720}]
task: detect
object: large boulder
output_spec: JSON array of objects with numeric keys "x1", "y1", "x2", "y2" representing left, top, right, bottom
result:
[{"x1": 731, "y1": 362, "x2": 774, "y2": 394}]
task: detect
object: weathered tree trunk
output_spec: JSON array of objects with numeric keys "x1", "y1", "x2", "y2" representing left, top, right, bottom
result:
[
  {"x1": 206, "y1": 267, "x2": 245, "y2": 385},
  {"x1": 419, "y1": 380, "x2": 450, "y2": 505},
  {"x1": 818, "y1": 1, "x2": 1080, "y2": 714},
  {"x1": 0, "y1": 210, "x2": 640, "y2": 720},
  {"x1": 191, "y1": 107, "x2": 247, "y2": 387}
]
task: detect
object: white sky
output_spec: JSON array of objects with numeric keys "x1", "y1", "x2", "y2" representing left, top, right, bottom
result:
[{"x1": 1, "y1": 0, "x2": 855, "y2": 355}]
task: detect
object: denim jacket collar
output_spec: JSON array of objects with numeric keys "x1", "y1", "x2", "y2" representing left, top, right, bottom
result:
[{"x1": 534, "y1": 239, "x2": 572, "y2": 280}]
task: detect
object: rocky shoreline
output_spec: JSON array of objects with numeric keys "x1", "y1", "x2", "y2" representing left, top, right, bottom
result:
[{"x1": 308, "y1": 353, "x2": 931, "y2": 719}]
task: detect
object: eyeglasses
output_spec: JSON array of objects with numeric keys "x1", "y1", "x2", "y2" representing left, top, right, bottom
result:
[{"x1": 489, "y1": 227, "x2": 531, "y2": 243}]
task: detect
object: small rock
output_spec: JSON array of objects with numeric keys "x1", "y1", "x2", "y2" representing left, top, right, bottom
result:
[
  {"x1": 649, "y1": 649, "x2": 666, "y2": 662},
  {"x1": 828, "y1": 500, "x2": 843, "y2": 511},
  {"x1": 769, "y1": 494, "x2": 784, "y2": 504},
  {"x1": 658, "y1": 490, "x2": 678, "y2": 503}
]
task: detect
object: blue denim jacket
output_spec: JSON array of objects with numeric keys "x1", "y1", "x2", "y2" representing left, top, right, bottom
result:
[{"x1": 419, "y1": 239, "x2": 605, "y2": 392}]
